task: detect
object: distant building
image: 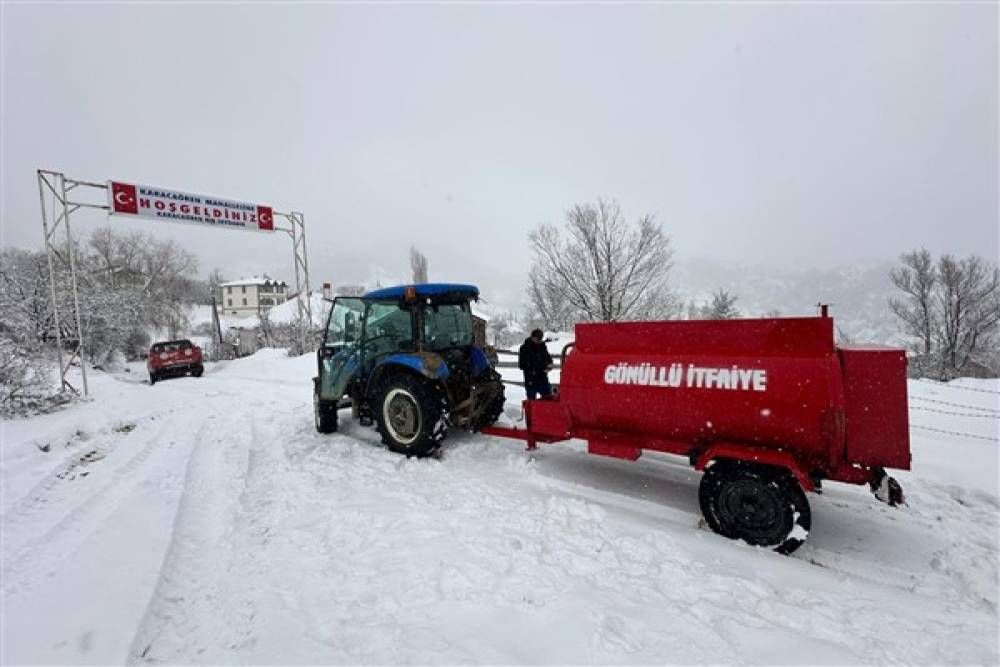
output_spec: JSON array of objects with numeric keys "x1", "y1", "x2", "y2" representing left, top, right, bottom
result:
[{"x1": 219, "y1": 276, "x2": 288, "y2": 317}]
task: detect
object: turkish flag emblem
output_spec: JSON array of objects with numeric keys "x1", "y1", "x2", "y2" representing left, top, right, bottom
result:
[
  {"x1": 111, "y1": 182, "x2": 138, "y2": 215},
  {"x1": 257, "y1": 205, "x2": 274, "y2": 231}
]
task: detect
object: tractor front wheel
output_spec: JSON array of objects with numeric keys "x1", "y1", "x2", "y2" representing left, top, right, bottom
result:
[
  {"x1": 314, "y1": 391, "x2": 338, "y2": 434},
  {"x1": 699, "y1": 460, "x2": 811, "y2": 554},
  {"x1": 376, "y1": 374, "x2": 447, "y2": 457}
]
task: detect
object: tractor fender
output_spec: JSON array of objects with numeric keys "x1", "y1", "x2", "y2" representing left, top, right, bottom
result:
[
  {"x1": 694, "y1": 443, "x2": 815, "y2": 492},
  {"x1": 468, "y1": 346, "x2": 492, "y2": 376},
  {"x1": 368, "y1": 355, "x2": 449, "y2": 394}
]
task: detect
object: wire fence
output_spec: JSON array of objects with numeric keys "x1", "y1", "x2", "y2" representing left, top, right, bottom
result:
[
  {"x1": 910, "y1": 424, "x2": 1000, "y2": 443},
  {"x1": 910, "y1": 406, "x2": 1000, "y2": 420},
  {"x1": 910, "y1": 396, "x2": 1000, "y2": 413},
  {"x1": 914, "y1": 378, "x2": 1000, "y2": 395},
  {"x1": 909, "y1": 380, "x2": 1000, "y2": 442}
]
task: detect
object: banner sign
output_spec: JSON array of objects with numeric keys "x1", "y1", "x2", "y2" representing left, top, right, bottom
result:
[{"x1": 108, "y1": 180, "x2": 274, "y2": 232}]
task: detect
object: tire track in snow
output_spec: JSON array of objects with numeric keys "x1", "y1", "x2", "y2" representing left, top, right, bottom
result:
[
  {"x1": 1, "y1": 415, "x2": 185, "y2": 596},
  {"x1": 214, "y1": 412, "x2": 299, "y2": 657},
  {"x1": 126, "y1": 412, "x2": 258, "y2": 664}
]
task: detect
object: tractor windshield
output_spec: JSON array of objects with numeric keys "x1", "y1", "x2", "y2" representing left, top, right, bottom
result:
[
  {"x1": 423, "y1": 302, "x2": 473, "y2": 351},
  {"x1": 364, "y1": 301, "x2": 415, "y2": 357}
]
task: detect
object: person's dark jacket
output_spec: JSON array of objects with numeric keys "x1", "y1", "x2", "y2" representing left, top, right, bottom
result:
[{"x1": 518, "y1": 337, "x2": 553, "y2": 383}]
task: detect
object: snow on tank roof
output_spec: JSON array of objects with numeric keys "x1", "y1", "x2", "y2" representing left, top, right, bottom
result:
[{"x1": 362, "y1": 283, "x2": 480, "y2": 301}]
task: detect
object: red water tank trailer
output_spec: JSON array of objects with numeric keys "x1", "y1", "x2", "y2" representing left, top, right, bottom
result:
[{"x1": 484, "y1": 314, "x2": 909, "y2": 553}]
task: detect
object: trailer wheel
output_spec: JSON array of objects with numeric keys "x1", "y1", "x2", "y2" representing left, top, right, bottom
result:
[
  {"x1": 376, "y1": 374, "x2": 447, "y2": 457},
  {"x1": 699, "y1": 460, "x2": 811, "y2": 554},
  {"x1": 314, "y1": 391, "x2": 338, "y2": 434}
]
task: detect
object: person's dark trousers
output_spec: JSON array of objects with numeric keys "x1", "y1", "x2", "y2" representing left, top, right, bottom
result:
[{"x1": 525, "y1": 376, "x2": 553, "y2": 400}]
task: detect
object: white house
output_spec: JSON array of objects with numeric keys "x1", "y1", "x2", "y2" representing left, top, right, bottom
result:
[{"x1": 220, "y1": 276, "x2": 289, "y2": 317}]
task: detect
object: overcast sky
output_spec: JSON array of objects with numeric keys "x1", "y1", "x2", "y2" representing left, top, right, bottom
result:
[{"x1": 2, "y1": 2, "x2": 996, "y2": 309}]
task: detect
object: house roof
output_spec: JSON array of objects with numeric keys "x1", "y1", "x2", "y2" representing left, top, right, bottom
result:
[{"x1": 220, "y1": 276, "x2": 288, "y2": 287}]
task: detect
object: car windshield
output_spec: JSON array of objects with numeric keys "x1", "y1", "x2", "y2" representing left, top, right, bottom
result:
[{"x1": 423, "y1": 303, "x2": 473, "y2": 350}]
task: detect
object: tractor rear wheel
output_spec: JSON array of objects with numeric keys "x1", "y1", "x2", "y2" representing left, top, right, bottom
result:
[
  {"x1": 314, "y1": 391, "x2": 338, "y2": 434},
  {"x1": 699, "y1": 460, "x2": 811, "y2": 554},
  {"x1": 376, "y1": 374, "x2": 447, "y2": 457},
  {"x1": 471, "y1": 382, "x2": 506, "y2": 431}
]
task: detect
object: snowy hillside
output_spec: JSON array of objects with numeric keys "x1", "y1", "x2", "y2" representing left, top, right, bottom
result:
[
  {"x1": 1, "y1": 354, "x2": 997, "y2": 664},
  {"x1": 672, "y1": 258, "x2": 901, "y2": 344}
]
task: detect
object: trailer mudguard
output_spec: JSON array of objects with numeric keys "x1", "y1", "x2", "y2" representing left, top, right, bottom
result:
[{"x1": 695, "y1": 443, "x2": 815, "y2": 492}]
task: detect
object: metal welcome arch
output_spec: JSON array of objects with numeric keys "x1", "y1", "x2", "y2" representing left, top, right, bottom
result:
[{"x1": 37, "y1": 169, "x2": 312, "y2": 396}]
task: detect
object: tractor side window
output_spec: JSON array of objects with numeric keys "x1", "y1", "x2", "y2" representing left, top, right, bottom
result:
[
  {"x1": 325, "y1": 298, "x2": 365, "y2": 347},
  {"x1": 364, "y1": 302, "x2": 413, "y2": 358},
  {"x1": 424, "y1": 303, "x2": 473, "y2": 350}
]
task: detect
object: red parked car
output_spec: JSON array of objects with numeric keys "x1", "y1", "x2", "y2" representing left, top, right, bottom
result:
[{"x1": 147, "y1": 339, "x2": 204, "y2": 384}]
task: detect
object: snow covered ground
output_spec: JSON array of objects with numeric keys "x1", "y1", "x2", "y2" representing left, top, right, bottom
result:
[{"x1": 1, "y1": 352, "x2": 997, "y2": 665}]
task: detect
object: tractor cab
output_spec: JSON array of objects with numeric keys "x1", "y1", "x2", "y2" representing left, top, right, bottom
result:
[{"x1": 314, "y1": 284, "x2": 505, "y2": 456}]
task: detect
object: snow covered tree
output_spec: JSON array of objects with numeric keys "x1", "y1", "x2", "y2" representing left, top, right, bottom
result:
[
  {"x1": 80, "y1": 229, "x2": 200, "y2": 361},
  {"x1": 889, "y1": 249, "x2": 999, "y2": 378},
  {"x1": 935, "y1": 254, "x2": 999, "y2": 376},
  {"x1": 889, "y1": 249, "x2": 937, "y2": 357},
  {"x1": 485, "y1": 310, "x2": 525, "y2": 349},
  {"x1": 2, "y1": 229, "x2": 202, "y2": 373},
  {"x1": 705, "y1": 289, "x2": 740, "y2": 320},
  {"x1": 526, "y1": 273, "x2": 575, "y2": 331},
  {"x1": 528, "y1": 198, "x2": 676, "y2": 324},
  {"x1": 206, "y1": 268, "x2": 226, "y2": 305},
  {"x1": 410, "y1": 247, "x2": 429, "y2": 284}
]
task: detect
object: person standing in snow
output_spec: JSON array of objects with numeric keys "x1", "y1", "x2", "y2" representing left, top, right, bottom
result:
[{"x1": 518, "y1": 328, "x2": 554, "y2": 400}]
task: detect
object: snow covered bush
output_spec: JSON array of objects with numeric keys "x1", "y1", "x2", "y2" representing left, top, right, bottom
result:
[
  {"x1": 0, "y1": 338, "x2": 63, "y2": 417},
  {"x1": 1, "y1": 230, "x2": 201, "y2": 371}
]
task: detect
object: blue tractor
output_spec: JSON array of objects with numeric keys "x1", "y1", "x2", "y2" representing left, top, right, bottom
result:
[{"x1": 313, "y1": 283, "x2": 506, "y2": 456}]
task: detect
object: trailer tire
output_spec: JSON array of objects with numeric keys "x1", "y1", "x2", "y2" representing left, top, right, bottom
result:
[
  {"x1": 314, "y1": 391, "x2": 338, "y2": 434},
  {"x1": 376, "y1": 374, "x2": 447, "y2": 457},
  {"x1": 699, "y1": 460, "x2": 811, "y2": 555}
]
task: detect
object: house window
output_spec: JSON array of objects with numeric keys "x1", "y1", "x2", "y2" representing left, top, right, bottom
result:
[
  {"x1": 227, "y1": 299, "x2": 232, "y2": 306},
  {"x1": 227, "y1": 286, "x2": 232, "y2": 294},
  {"x1": 242, "y1": 286, "x2": 246, "y2": 294},
  {"x1": 242, "y1": 298, "x2": 247, "y2": 306}
]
